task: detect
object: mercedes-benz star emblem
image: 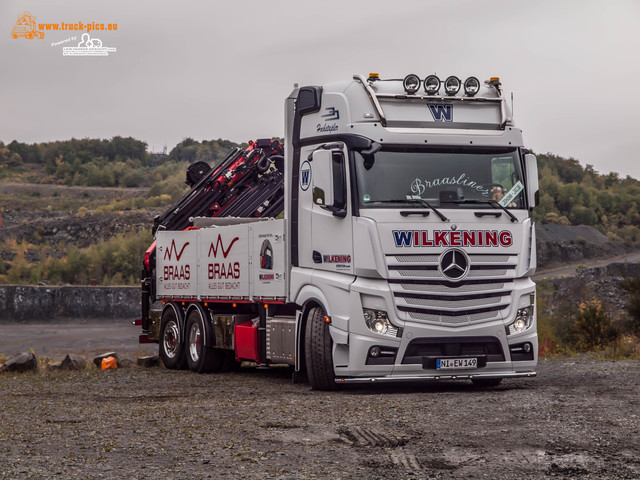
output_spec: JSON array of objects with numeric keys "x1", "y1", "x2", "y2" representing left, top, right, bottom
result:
[{"x1": 439, "y1": 248, "x2": 470, "y2": 281}]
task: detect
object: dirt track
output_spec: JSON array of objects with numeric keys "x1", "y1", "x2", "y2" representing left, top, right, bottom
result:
[{"x1": 0, "y1": 358, "x2": 638, "y2": 479}]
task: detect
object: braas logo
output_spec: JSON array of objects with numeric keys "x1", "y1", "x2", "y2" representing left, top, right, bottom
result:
[
  {"x1": 164, "y1": 240, "x2": 190, "y2": 261},
  {"x1": 163, "y1": 240, "x2": 190, "y2": 281},
  {"x1": 428, "y1": 104, "x2": 453, "y2": 122},
  {"x1": 208, "y1": 235, "x2": 239, "y2": 259}
]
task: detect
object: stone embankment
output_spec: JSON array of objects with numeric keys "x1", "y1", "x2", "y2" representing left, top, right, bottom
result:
[
  {"x1": 0, "y1": 285, "x2": 139, "y2": 322},
  {"x1": 545, "y1": 262, "x2": 640, "y2": 322},
  {"x1": 535, "y1": 223, "x2": 635, "y2": 269}
]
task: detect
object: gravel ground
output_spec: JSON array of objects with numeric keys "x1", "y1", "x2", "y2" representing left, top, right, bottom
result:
[{"x1": 0, "y1": 358, "x2": 639, "y2": 479}]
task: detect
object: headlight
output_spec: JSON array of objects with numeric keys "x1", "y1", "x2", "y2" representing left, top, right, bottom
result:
[
  {"x1": 403, "y1": 74, "x2": 421, "y2": 95},
  {"x1": 508, "y1": 306, "x2": 533, "y2": 335},
  {"x1": 424, "y1": 75, "x2": 440, "y2": 95},
  {"x1": 464, "y1": 76, "x2": 480, "y2": 96},
  {"x1": 444, "y1": 76, "x2": 461, "y2": 95},
  {"x1": 363, "y1": 309, "x2": 398, "y2": 337}
]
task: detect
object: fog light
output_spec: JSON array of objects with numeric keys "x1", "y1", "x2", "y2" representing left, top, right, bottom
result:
[
  {"x1": 403, "y1": 74, "x2": 421, "y2": 94},
  {"x1": 370, "y1": 346, "x2": 381, "y2": 358},
  {"x1": 424, "y1": 75, "x2": 440, "y2": 95},
  {"x1": 523, "y1": 343, "x2": 532, "y2": 353},
  {"x1": 444, "y1": 76, "x2": 461, "y2": 95}
]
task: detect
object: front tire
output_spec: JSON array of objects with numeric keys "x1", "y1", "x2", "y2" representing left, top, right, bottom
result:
[
  {"x1": 305, "y1": 306, "x2": 337, "y2": 391},
  {"x1": 159, "y1": 307, "x2": 186, "y2": 370},
  {"x1": 185, "y1": 310, "x2": 224, "y2": 373}
]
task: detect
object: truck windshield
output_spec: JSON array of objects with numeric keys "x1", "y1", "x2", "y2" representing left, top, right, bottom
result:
[{"x1": 354, "y1": 147, "x2": 526, "y2": 209}]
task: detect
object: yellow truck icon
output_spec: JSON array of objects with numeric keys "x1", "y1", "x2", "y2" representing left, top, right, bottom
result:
[{"x1": 11, "y1": 12, "x2": 44, "y2": 39}]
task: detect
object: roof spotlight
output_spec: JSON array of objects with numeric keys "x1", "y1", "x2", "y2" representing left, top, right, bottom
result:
[
  {"x1": 424, "y1": 75, "x2": 440, "y2": 95},
  {"x1": 444, "y1": 76, "x2": 461, "y2": 96},
  {"x1": 464, "y1": 76, "x2": 480, "y2": 96},
  {"x1": 403, "y1": 74, "x2": 421, "y2": 94}
]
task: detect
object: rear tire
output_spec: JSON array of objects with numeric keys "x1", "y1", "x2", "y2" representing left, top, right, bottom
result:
[
  {"x1": 159, "y1": 307, "x2": 186, "y2": 370},
  {"x1": 185, "y1": 310, "x2": 224, "y2": 373},
  {"x1": 305, "y1": 306, "x2": 337, "y2": 391}
]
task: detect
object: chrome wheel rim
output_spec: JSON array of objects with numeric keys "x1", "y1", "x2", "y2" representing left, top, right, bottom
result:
[
  {"x1": 188, "y1": 322, "x2": 201, "y2": 363},
  {"x1": 162, "y1": 321, "x2": 180, "y2": 359}
]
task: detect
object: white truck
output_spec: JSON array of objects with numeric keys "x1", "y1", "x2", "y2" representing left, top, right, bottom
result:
[{"x1": 140, "y1": 73, "x2": 539, "y2": 390}]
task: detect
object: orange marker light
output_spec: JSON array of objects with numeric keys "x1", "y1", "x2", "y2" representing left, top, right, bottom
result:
[{"x1": 324, "y1": 316, "x2": 331, "y2": 324}]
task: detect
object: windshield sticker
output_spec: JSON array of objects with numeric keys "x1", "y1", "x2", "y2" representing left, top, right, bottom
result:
[
  {"x1": 411, "y1": 175, "x2": 490, "y2": 197},
  {"x1": 498, "y1": 181, "x2": 524, "y2": 207}
]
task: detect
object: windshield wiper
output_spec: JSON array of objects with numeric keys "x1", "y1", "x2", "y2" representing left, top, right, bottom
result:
[
  {"x1": 367, "y1": 199, "x2": 449, "y2": 222},
  {"x1": 446, "y1": 199, "x2": 518, "y2": 223}
]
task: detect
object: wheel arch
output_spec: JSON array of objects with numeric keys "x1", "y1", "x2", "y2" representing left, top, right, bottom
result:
[
  {"x1": 162, "y1": 301, "x2": 185, "y2": 334},
  {"x1": 297, "y1": 296, "x2": 329, "y2": 371},
  {"x1": 185, "y1": 302, "x2": 216, "y2": 348}
]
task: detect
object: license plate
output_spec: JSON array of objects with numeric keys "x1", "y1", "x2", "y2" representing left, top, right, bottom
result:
[{"x1": 436, "y1": 357, "x2": 478, "y2": 370}]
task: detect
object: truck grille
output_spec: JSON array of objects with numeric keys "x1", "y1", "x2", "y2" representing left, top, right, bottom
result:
[{"x1": 386, "y1": 253, "x2": 515, "y2": 327}]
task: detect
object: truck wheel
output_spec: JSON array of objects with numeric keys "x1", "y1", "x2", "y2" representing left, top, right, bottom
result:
[
  {"x1": 305, "y1": 306, "x2": 337, "y2": 391},
  {"x1": 159, "y1": 308, "x2": 186, "y2": 370},
  {"x1": 185, "y1": 310, "x2": 224, "y2": 373}
]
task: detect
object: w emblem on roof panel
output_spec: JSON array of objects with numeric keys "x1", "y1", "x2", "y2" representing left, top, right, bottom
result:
[{"x1": 428, "y1": 104, "x2": 453, "y2": 122}]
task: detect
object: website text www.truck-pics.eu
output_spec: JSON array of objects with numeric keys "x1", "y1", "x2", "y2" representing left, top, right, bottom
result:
[{"x1": 38, "y1": 21, "x2": 117, "y2": 32}]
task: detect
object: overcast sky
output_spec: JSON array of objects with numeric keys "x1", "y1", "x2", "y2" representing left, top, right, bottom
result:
[{"x1": 2, "y1": 0, "x2": 639, "y2": 178}]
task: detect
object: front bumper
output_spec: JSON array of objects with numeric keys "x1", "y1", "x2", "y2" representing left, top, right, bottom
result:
[{"x1": 336, "y1": 370, "x2": 536, "y2": 384}]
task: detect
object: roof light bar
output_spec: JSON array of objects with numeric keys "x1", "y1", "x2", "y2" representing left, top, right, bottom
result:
[
  {"x1": 464, "y1": 76, "x2": 480, "y2": 96},
  {"x1": 444, "y1": 76, "x2": 461, "y2": 96},
  {"x1": 424, "y1": 75, "x2": 440, "y2": 95},
  {"x1": 403, "y1": 74, "x2": 421, "y2": 95}
]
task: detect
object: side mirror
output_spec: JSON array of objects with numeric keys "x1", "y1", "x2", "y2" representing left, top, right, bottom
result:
[
  {"x1": 524, "y1": 153, "x2": 539, "y2": 208},
  {"x1": 311, "y1": 149, "x2": 347, "y2": 218}
]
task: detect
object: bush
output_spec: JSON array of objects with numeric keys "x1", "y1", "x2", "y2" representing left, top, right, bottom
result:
[{"x1": 571, "y1": 299, "x2": 619, "y2": 350}]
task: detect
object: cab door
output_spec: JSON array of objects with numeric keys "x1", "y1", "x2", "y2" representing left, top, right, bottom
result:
[{"x1": 298, "y1": 143, "x2": 354, "y2": 274}]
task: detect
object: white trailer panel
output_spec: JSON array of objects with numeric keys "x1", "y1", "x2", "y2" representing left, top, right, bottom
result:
[
  {"x1": 156, "y1": 230, "x2": 198, "y2": 299},
  {"x1": 198, "y1": 224, "x2": 251, "y2": 298},
  {"x1": 251, "y1": 219, "x2": 286, "y2": 299},
  {"x1": 156, "y1": 219, "x2": 287, "y2": 301}
]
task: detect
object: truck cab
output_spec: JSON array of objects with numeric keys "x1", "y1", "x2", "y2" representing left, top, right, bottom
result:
[{"x1": 286, "y1": 73, "x2": 538, "y2": 387}]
